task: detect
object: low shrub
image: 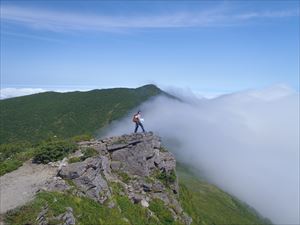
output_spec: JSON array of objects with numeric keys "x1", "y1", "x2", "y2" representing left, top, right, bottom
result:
[
  {"x1": 157, "y1": 169, "x2": 177, "y2": 186},
  {"x1": 159, "y1": 146, "x2": 168, "y2": 152},
  {"x1": 117, "y1": 171, "x2": 131, "y2": 183},
  {"x1": 0, "y1": 145, "x2": 36, "y2": 176},
  {"x1": 81, "y1": 147, "x2": 98, "y2": 161},
  {"x1": 68, "y1": 157, "x2": 81, "y2": 164},
  {"x1": 68, "y1": 147, "x2": 98, "y2": 164},
  {"x1": 33, "y1": 140, "x2": 76, "y2": 164},
  {"x1": 0, "y1": 142, "x2": 31, "y2": 162},
  {"x1": 0, "y1": 159, "x2": 23, "y2": 176}
]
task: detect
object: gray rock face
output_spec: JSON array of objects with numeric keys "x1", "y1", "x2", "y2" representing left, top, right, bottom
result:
[
  {"x1": 36, "y1": 204, "x2": 48, "y2": 225},
  {"x1": 58, "y1": 207, "x2": 76, "y2": 225},
  {"x1": 59, "y1": 161, "x2": 87, "y2": 179},
  {"x1": 42, "y1": 177, "x2": 70, "y2": 192},
  {"x1": 109, "y1": 133, "x2": 172, "y2": 178},
  {"x1": 58, "y1": 157, "x2": 110, "y2": 203},
  {"x1": 36, "y1": 205, "x2": 76, "y2": 225},
  {"x1": 44, "y1": 132, "x2": 191, "y2": 225},
  {"x1": 61, "y1": 207, "x2": 76, "y2": 225}
]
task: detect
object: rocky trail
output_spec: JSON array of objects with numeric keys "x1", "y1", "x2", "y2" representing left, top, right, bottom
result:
[{"x1": 0, "y1": 161, "x2": 58, "y2": 214}]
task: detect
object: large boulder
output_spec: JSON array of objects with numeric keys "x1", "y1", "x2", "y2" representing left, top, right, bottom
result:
[
  {"x1": 58, "y1": 157, "x2": 111, "y2": 203},
  {"x1": 45, "y1": 132, "x2": 191, "y2": 225}
]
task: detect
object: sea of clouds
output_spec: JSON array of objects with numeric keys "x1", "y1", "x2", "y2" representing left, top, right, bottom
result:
[{"x1": 102, "y1": 85, "x2": 299, "y2": 224}]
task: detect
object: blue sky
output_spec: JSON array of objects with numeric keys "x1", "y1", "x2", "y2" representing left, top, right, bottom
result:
[{"x1": 0, "y1": 0, "x2": 299, "y2": 97}]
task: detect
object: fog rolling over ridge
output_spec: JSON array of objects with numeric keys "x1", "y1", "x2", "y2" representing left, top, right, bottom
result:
[{"x1": 102, "y1": 85, "x2": 299, "y2": 224}]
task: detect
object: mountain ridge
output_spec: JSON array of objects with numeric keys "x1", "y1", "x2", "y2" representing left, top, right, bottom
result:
[{"x1": 0, "y1": 84, "x2": 170, "y2": 144}]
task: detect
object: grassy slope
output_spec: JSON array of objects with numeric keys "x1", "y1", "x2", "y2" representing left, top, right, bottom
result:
[
  {"x1": 0, "y1": 84, "x2": 164, "y2": 144},
  {"x1": 177, "y1": 164, "x2": 272, "y2": 225},
  {"x1": 4, "y1": 165, "x2": 271, "y2": 225},
  {"x1": 4, "y1": 182, "x2": 181, "y2": 225}
]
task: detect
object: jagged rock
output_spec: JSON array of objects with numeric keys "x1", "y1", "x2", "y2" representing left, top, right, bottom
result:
[
  {"x1": 107, "y1": 200, "x2": 116, "y2": 208},
  {"x1": 131, "y1": 193, "x2": 143, "y2": 204},
  {"x1": 43, "y1": 132, "x2": 189, "y2": 224},
  {"x1": 141, "y1": 199, "x2": 149, "y2": 208},
  {"x1": 42, "y1": 177, "x2": 70, "y2": 192},
  {"x1": 170, "y1": 198, "x2": 183, "y2": 214},
  {"x1": 78, "y1": 141, "x2": 107, "y2": 154},
  {"x1": 69, "y1": 149, "x2": 84, "y2": 158},
  {"x1": 36, "y1": 204, "x2": 48, "y2": 225},
  {"x1": 152, "y1": 181, "x2": 165, "y2": 192},
  {"x1": 110, "y1": 137, "x2": 171, "y2": 177},
  {"x1": 156, "y1": 152, "x2": 176, "y2": 172},
  {"x1": 182, "y1": 212, "x2": 193, "y2": 225},
  {"x1": 142, "y1": 183, "x2": 152, "y2": 192},
  {"x1": 170, "y1": 181, "x2": 179, "y2": 194},
  {"x1": 55, "y1": 207, "x2": 76, "y2": 225},
  {"x1": 59, "y1": 161, "x2": 87, "y2": 179},
  {"x1": 152, "y1": 192, "x2": 170, "y2": 204},
  {"x1": 110, "y1": 161, "x2": 121, "y2": 171},
  {"x1": 57, "y1": 157, "x2": 111, "y2": 203}
]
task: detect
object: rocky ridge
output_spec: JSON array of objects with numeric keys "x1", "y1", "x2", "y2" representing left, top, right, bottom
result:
[{"x1": 42, "y1": 132, "x2": 192, "y2": 225}]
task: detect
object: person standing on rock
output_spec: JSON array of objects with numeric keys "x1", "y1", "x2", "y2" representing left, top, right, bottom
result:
[{"x1": 133, "y1": 110, "x2": 145, "y2": 133}]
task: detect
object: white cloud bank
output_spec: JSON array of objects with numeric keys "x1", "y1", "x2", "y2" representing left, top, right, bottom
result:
[{"x1": 103, "y1": 85, "x2": 299, "y2": 224}]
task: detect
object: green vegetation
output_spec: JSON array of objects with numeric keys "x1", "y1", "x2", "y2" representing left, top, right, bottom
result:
[
  {"x1": 80, "y1": 147, "x2": 98, "y2": 160},
  {"x1": 0, "y1": 84, "x2": 167, "y2": 144},
  {"x1": 110, "y1": 181, "x2": 178, "y2": 225},
  {"x1": 4, "y1": 192, "x2": 129, "y2": 225},
  {"x1": 159, "y1": 146, "x2": 168, "y2": 152},
  {"x1": 176, "y1": 163, "x2": 272, "y2": 225},
  {"x1": 3, "y1": 162, "x2": 271, "y2": 225},
  {"x1": 0, "y1": 142, "x2": 36, "y2": 176},
  {"x1": 117, "y1": 171, "x2": 131, "y2": 183},
  {"x1": 156, "y1": 169, "x2": 177, "y2": 186},
  {"x1": 68, "y1": 157, "x2": 82, "y2": 164},
  {"x1": 5, "y1": 181, "x2": 181, "y2": 225},
  {"x1": 33, "y1": 140, "x2": 76, "y2": 164},
  {"x1": 0, "y1": 84, "x2": 170, "y2": 175},
  {"x1": 0, "y1": 138, "x2": 80, "y2": 175},
  {"x1": 68, "y1": 147, "x2": 98, "y2": 163},
  {"x1": 149, "y1": 198, "x2": 176, "y2": 225},
  {"x1": 115, "y1": 195, "x2": 158, "y2": 225},
  {"x1": 0, "y1": 159, "x2": 23, "y2": 176}
]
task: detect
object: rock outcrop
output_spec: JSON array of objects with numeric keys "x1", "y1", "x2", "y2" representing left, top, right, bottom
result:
[{"x1": 42, "y1": 132, "x2": 192, "y2": 225}]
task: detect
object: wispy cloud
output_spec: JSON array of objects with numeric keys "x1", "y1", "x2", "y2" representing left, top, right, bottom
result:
[
  {"x1": 1, "y1": 5, "x2": 298, "y2": 32},
  {"x1": 1, "y1": 31, "x2": 64, "y2": 43}
]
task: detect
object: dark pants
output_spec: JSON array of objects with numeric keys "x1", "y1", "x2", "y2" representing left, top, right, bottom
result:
[{"x1": 134, "y1": 122, "x2": 145, "y2": 133}]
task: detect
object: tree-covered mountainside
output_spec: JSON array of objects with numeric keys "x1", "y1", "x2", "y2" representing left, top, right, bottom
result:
[{"x1": 0, "y1": 84, "x2": 167, "y2": 144}]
